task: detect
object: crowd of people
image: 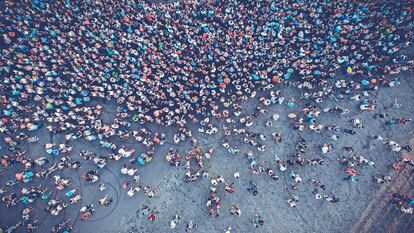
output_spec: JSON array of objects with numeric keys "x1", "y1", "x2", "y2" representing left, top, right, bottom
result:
[{"x1": 1, "y1": 0, "x2": 414, "y2": 232}]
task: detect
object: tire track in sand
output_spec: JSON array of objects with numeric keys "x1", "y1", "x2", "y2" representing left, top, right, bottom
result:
[{"x1": 350, "y1": 138, "x2": 414, "y2": 233}]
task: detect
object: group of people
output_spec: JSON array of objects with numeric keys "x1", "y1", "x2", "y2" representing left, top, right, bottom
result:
[
  {"x1": 1, "y1": 0, "x2": 414, "y2": 142},
  {"x1": 1, "y1": 0, "x2": 414, "y2": 232}
]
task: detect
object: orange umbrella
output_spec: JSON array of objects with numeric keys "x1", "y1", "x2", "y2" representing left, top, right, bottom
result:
[
  {"x1": 220, "y1": 83, "x2": 226, "y2": 89},
  {"x1": 224, "y1": 77, "x2": 230, "y2": 84}
]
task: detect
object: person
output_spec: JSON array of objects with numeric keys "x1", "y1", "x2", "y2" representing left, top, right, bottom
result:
[
  {"x1": 51, "y1": 219, "x2": 71, "y2": 233},
  {"x1": 81, "y1": 170, "x2": 99, "y2": 183},
  {"x1": 170, "y1": 215, "x2": 180, "y2": 229},
  {"x1": 253, "y1": 215, "x2": 264, "y2": 228},
  {"x1": 46, "y1": 199, "x2": 67, "y2": 216},
  {"x1": 230, "y1": 205, "x2": 241, "y2": 216},
  {"x1": 127, "y1": 186, "x2": 141, "y2": 197},
  {"x1": 288, "y1": 195, "x2": 299, "y2": 207},
  {"x1": 69, "y1": 195, "x2": 81, "y2": 204},
  {"x1": 80, "y1": 204, "x2": 96, "y2": 221},
  {"x1": 224, "y1": 183, "x2": 235, "y2": 193},
  {"x1": 186, "y1": 220, "x2": 197, "y2": 232},
  {"x1": 98, "y1": 195, "x2": 113, "y2": 206},
  {"x1": 247, "y1": 181, "x2": 258, "y2": 196},
  {"x1": 207, "y1": 191, "x2": 221, "y2": 217}
]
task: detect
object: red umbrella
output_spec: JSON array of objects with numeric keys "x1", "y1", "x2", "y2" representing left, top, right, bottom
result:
[{"x1": 224, "y1": 77, "x2": 231, "y2": 84}]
